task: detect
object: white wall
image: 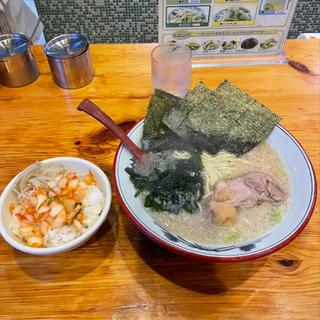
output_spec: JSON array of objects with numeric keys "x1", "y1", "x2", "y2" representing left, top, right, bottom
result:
[{"x1": 23, "y1": 0, "x2": 45, "y2": 44}]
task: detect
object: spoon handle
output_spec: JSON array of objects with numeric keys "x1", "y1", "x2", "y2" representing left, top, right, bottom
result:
[{"x1": 78, "y1": 99, "x2": 144, "y2": 161}]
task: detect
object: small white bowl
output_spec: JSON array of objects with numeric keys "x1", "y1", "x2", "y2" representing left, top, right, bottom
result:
[{"x1": 0, "y1": 157, "x2": 112, "y2": 255}]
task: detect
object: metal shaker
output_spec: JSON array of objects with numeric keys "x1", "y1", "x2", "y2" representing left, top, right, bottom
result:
[
  {"x1": 44, "y1": 34, "x2": 94, "y2": 89},
  {"x1": 0, "y1": 33, "x2": 40, "y2": 87}
]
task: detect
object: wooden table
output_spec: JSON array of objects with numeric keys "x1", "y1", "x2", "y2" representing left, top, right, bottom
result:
[{"x1": 0, "y1": 40, "x2": 319, "y2": 320}]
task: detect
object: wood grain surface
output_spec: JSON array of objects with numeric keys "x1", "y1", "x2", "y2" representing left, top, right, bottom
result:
[{"x1": 0, "y1": 40, "x2": 319, "y2": 320}]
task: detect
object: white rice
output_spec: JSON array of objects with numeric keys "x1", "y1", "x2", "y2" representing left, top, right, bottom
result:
[
  {"x1": 82, "y1": 185, "x2": 105, "y2": 228},
  {"x1": 9, "y1": 213, "x2": 21, "y2": 238},
  {"x1": 45, "y1": 225, "x2": 78, "y2": 247},
  {"x1": 11, "y1": 185, "x2": 105, "y2": 248},
  {"x1": 45, "y1": 185, "x2": 105, "y2": 247}
]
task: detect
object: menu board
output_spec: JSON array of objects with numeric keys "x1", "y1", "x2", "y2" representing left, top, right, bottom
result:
[{"x1": 159, "y1": 0, "x2": 298, "y2": 58}]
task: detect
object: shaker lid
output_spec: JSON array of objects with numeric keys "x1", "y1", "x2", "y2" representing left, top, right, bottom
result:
[
  {"x1": 44, "y1": 34, "x2": 88, "y2": 58},
  {"x1": 0, "y1": 33, "x2": 30, "y2": 58}
]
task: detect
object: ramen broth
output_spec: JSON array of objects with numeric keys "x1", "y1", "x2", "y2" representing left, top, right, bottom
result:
[{"x1": 143, "y1": 142, "x2": 290, "y2": 245}]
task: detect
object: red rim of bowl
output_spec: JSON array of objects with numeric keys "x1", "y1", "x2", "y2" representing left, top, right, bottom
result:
[{"x1": 113, "y1": 120, "x2": 317, "y2": 262}]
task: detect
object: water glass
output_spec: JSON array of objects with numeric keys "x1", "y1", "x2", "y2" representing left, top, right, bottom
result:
[{"x1": 151, "y1": 44, "x2": 192, "y2": 97}]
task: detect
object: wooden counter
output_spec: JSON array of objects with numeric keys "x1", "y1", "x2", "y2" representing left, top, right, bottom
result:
[{"x1": 0, "y1": 40, "x2": 319, "y2": 319}]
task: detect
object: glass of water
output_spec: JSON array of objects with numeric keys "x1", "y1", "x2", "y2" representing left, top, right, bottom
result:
[{"x1": 151, "y1": 44, "x2": 192, "y2": 97}]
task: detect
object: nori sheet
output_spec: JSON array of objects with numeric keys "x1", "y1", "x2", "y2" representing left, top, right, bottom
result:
[
  {"x1": 141, "y1": 89, "x2": 180, "y2": 150},
  {"x1": 142, "y1": 89, "x2": 197, "y2": 152},
  {"x1": 162, "y1": 82, "x2": 211, "y2": 136},
  {"x1": 161, "y1": 80, "x2": 280, "y2": 155},
  {"x1": 215, "y1": 80, "x2": 281, "y2": 146},
  {"x1": 142, "y1": 89, "x2": 180, "y2": 140}
]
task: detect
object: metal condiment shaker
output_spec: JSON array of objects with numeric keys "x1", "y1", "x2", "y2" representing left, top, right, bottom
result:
[
  {"x1": 0, "y1": 33, "x2": 40, "y2": 87},
  {"x1": 44, "y1": 34, "x2": 94, "y2": 89}
]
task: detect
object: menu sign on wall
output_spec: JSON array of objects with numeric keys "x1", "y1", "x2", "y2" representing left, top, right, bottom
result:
[{"x1": 159, "y1": 0, "x2": 298, "y2": 59}]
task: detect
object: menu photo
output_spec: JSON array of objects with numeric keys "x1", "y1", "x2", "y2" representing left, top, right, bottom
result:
[
  {"x1": 166, "y1": 5, "x2": 211, "y2": 28},
  {"x1": 212, "y1": 3, "x2": 259, "y2": 27}
]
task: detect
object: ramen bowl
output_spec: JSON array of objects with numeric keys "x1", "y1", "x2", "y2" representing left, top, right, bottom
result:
[{"x1": 114, "y1": 120, "x2": 316, "y2": 261}]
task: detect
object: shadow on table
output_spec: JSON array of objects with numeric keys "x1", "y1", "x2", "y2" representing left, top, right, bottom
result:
[
  {"x1": 13, "y1": 204, "x2": 119, "y2": 283},
  {"x1": 120, "y1": 211, "x2": 265, "y2": 295}
]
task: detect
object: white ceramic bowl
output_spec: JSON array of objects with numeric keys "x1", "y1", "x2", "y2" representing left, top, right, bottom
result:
[
  {"x1": 0, "y1": 157, "x2": 112, "y2": 255},
  {"x1": 114, "y1": 120, "x2": 317, "y2": 261}
]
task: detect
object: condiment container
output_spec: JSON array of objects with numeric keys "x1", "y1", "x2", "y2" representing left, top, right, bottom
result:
[
  {"x1": 44, "y1": 34, "x2": 94, "y2": 89},
  {"x1": 0, "y1": 33, "x2": 40, "y2": 87}
]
